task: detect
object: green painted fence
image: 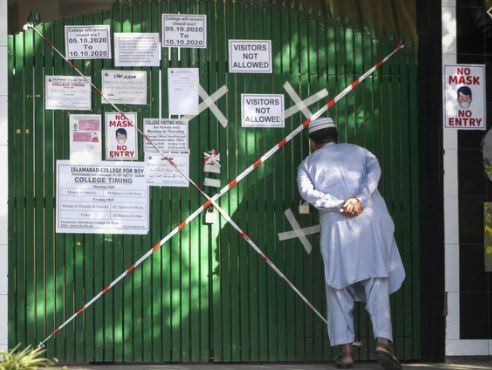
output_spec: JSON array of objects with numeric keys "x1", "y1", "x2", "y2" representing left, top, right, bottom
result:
[{"x1": 7, "y1": 0, "x2": 420, "y2": 363}]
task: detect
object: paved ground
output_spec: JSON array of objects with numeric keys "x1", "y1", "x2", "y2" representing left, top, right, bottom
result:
[{"x1": 54, "y1": 358, "x2": 492, "y2": 370}]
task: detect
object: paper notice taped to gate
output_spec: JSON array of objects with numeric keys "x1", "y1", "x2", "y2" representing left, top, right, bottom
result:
[
  {"x1": 162, "y1": 14, "x2": 207, "y2": 49},
  {"x1": 45, "y1": 76, "x2": 92, "y2": 110},
  {"x1": 114, "y1": 32, "x2": 161, "y2": 67},
  {"x1": 145, "y1": 152, "x2": 189, "y2": 187},
  {"x1": 102, "y1": 70, "x2": 147, "y2": 105},
  {"x1": 168, "y1": 68, "x2": 199, "y2": 115},
  {"x1": 241, "y1": 94, "x2": 284, "y2": 128},
  {"x1": 105, "y1": 112, "x2": 139, "y2": 160},
  {"x1": 65, "y1": 25, "x2": 112, "y2": 59},
  {"x1": 143, "y1": 118, "x2": 188, "y2": 153},
  {"x1": 56, "y1": 161, "x2": 149, "y2": 234},
  {"x1": 69, "y1": 114, "x2": 102, "y2": 162},
  {"x1": 228, "y1": 40, "x2": 272, "y2": 73}
]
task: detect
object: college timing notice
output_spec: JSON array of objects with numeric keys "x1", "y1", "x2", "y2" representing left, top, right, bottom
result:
[{"x1": 56, "y1": 161, "x2": 149, "y2": 235}]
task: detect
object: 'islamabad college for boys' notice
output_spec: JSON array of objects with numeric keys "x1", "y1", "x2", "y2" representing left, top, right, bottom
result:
[{"x1": 56, "y1": 161, "x2": 149, "y2": 235}]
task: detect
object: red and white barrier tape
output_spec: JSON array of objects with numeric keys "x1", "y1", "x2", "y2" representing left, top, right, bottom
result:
[{"x1": 28, "y1": 23, "x2": 404, "y2": 347}]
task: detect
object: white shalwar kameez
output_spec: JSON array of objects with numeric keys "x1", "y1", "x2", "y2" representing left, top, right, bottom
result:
[{"x1": 297, "y1": 142, "x2": 405, "y2": 346}]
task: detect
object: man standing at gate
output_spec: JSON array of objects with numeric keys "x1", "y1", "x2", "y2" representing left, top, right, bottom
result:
[{"x1": 297, "y1": 117, "x2": 405, "y2": 370}]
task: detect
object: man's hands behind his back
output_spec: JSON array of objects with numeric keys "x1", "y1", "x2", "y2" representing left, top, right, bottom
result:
[{"x1": 340, "y1": 197, "x2": 363, "y2": 217}]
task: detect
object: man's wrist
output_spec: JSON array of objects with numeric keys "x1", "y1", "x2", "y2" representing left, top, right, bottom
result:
[{"x1": 355, "y1": 195, "x2": 364, "y2": 203}]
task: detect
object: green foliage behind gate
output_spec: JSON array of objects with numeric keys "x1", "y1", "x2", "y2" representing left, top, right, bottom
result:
[{"x1": 7, "y1": 0, "x2": 420, "y2": 363}]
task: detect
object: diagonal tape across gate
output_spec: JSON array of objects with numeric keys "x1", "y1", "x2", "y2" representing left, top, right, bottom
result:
[{"x1": 26, "y1": 23, "x2": 404, "y2": 348}]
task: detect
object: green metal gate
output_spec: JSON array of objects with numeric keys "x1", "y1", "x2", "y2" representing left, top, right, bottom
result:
[{"x1": 7, "y1": 0, "x2": 420, "y2": 363}]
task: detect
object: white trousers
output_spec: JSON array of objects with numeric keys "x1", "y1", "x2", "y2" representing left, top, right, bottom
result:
[{"x1": 325, "y1": 277, "x2": 393, "y2": 346}]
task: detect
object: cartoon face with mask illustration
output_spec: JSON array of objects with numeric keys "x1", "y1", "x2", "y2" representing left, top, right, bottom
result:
[
  {"x1": 115, "y1": 128, "x2": 127, "y2": 145},
  {"x1": 457, "y1": 86, "x2": 472, "y2": 109}
]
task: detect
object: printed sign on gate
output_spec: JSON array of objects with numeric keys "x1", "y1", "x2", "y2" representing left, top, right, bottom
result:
[
  {"x1": 241, "y1": 94, "x2": 284, "y2": 128},
  {"x1": 145, "y1": 152, "x2": 190, "y2": 187},
  {"x1": 56, "y1": 161, "x2": 148, "y2": 234},
  {"x1": 65, "y1": 25, "x2": 112, "y2": 59},
  {"x1": 102, "y1": 70, "x2": 147, "y2": 105},
  {"x1": 114, "y1": 32, "x2": 161, "y2": 67},
  {"x1": 168, "y1": 68, "x2": 199, "y2": 115},
  {"x1": 162, "y1": 14, "x2": 207, "y2": 48},
  {"x1": 105, "y1": 112, "x2": 138, "y2": 160},
  {"x1": 69, "y1": 114, "x2": 102, "y2": 162},
  {"x1": 444, "y1": 64, "x2": 486, "y2": 130},
  {"x1": 45, "y1": 76, "x2": 92, "y2": 110},
  {"x1": 143, "y1": 119, "x2": 188, "y2": 153},
  {"x1": 228, "y1": 40, "x2": 272, "y2": 73}
]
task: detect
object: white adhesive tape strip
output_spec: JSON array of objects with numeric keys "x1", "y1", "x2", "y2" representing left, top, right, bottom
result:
[
  {"x1": 283, "y1": 81, "x2": 312, "y2": 118},
  {"x1": 283, "y1": 82, "x2": 329, "y2": 119},
  {"x1": 182, "y1": 84, "x2": 228, "y2": 127},
  {"x1": 204, "y1": 163, "x2": 221, "y2": 174},
  {"x1": 198, "y1": 84, "x2": 228, "y2": 128},
  {"x1": 278, "y1": 225, "x2": 321, "y2": 241},
  {"x1": 282, "y1": 209, "x2": 318, "y2": 254},
  {"x1": 204, "y1": 178, "x2": 221, "y2": 188}
]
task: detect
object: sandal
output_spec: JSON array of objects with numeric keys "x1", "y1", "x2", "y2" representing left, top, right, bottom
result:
[
  {"x1": 375, "y1": 338, "x2": 402, "y2": 370},
  {"x1": 335, "y1": 343, "x2": 354, "y2": 369},
  {"x1": 335, "y1": 355, "x2": 353, "y2": 369}
]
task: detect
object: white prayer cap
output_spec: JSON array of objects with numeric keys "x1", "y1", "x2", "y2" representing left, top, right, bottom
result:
[{"x1": 308, "y1": 116, "x2": 336, "y2": 134}]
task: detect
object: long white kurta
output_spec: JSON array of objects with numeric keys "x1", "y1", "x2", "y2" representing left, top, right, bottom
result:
[{"x1": 297, "y1": 142, "x2": 405, "y2": 296}]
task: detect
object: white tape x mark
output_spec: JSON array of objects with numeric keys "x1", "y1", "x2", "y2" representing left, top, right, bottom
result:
[
  {"x1": 283, "y1": 82, "x2": 328, "y2": 119},
  {"x1": 278, "y1": 209, "x2": 320, "y2": 254},
  {"x1": 182, "y1": 84, "x2": 228, "y2": 127}
]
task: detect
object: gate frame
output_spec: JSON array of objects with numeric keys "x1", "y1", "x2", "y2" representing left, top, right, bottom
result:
[
  {"x1": 417, "y1": 0, "x2": 445, "y2": 361},
  {"x1": 2, "y1": 0, "x2": 418, "y2": 362}
]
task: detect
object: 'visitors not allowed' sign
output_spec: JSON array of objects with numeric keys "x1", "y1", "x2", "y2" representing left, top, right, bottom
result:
[
  {"x1": 444, "y1": 64, "x2": 486, "y2": 130},
  {"x1": 241, "y1": 94, "x2": 284, "y2": 128},
  {"x1": 228, "y1": 40, "x2": 272, "y2": 73}
]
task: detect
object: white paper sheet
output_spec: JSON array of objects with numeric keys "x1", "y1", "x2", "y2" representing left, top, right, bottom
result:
[
  {"x1": 56, "y1": 161, "x2": 148, "y2": 234},
  {"x1": 69, "y1": 114, "x2": 102, "y2": 162},
  {"x1": 145, "y1": 152, "x2": 189, "y2": 187},
  {"x1": 143, "y1": 118, "x2": 188, "y2": 153},
  {"x1": 228, "y1": 40, "x2": 272, "y2": 73},
  {"x1": 162, "y1": 14, "x2": 207, "y2": 49},
  {"x1": 114, "y1": 32, "x2": 161, "y2": 67},
  {"x1": 168, "y1": 68, "x2": 199, "y2": 115},
  {"x1": 105, "y1": 112, "x2": 139, "y2": 160},
  {"x1": 102, "y1": 70, "x2": 147, "y2": 105},
  {"x1": 444, "y1": 64, "x2": 486, "y2": 130},
  {"x1": 45, "y1": 76, "x2": 92, "y2": 110},
  {"x1": 65, "y1": 25, "x2": 112, "y2": 59},
  {"x1": 241, "y1": 94, "x2": 285, "y2": 128}
]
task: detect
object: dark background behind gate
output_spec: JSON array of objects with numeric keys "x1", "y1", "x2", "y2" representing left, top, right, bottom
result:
[{"x1": 7, "y1": 0, "x2": 420, "y2": 363}]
